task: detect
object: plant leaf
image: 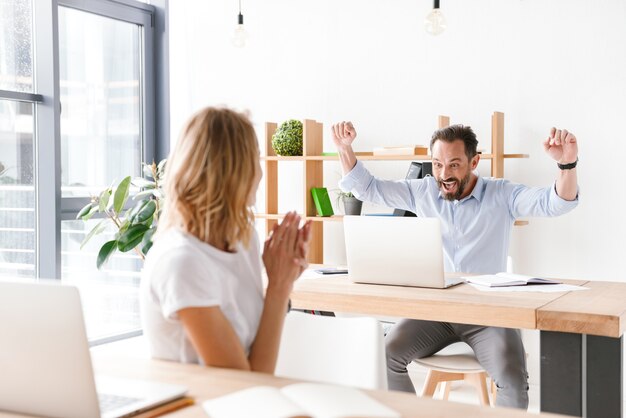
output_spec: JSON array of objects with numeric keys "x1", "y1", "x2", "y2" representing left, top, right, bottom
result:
[
  {"x1": 133, "y1": 189, "x2": 158, "y2": 200},
  {"x1": 141, "y1": 240, "x2": 153, "y2": 255},
  {"x1": 113, "y1": 176, "x2": 131, "y2": 214},
  {"x1": 77, "y1": 202, "x2": 93, "y2": 219},
  {"x1": 97, "y1": 240, "x2": 118, "y2": 269},
  {"x1": 118, "y1": 219, "x2": 130, "y2": 234},
  {"x1": 135, "y1": 200, "x2": 156, "y2": 223},
  {"x1": 141, "y1": 226, "x2": 157, "y2": 255},
  {"x1": 117, "y1": 224, "x2": 149, "y2": 252},
  {"x1": 132, "y1": 177, "x2": 155, "y2": 188},
  {"x1": 83, "y1": 205, "x2": 100, "y2": 221},
  {"x1": 99, "y1": 189, "x2": 111, "y2": 212},
  {"x1": 157, "y1": 158, "x2": 167, "y2": 171},
  {"x1": 80, "y1": 219, "x2": 107, "y2": 250},
  {"x1": 127, "y1": 200, "x2": 147, "y2": 223},
  {"x1": 143, "y1": 164, "x2": 154, "y2": 179}
]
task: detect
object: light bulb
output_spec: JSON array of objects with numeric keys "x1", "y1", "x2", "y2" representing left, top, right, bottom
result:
[
  {"x1": 424, "y1": 8, "x2": 446, "y2": 36},
  {"x1": 232, "y1": 23, "x2": 248, "y2": 48}
]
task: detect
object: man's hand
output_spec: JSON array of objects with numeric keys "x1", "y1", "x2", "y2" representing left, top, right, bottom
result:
[
  {"x1": 543, "y1": 127, "x2": 578, "y2": 164},
  {"x1": 331, "y1": 121, "x2": 357, "y2": 150}
]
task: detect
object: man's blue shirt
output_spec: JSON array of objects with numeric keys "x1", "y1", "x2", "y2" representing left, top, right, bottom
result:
[{"x1": 339, "y1": 161, "x2": 579, "y2": 274}]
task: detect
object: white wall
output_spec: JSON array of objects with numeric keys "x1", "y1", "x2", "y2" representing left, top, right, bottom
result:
[{"x1": 169, "y1": 0, "x2": 626, "y2": 388}]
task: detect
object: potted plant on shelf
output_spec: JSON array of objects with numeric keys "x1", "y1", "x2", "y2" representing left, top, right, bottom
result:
[
  {"x1": 336, "y1": 191, "x2": 362, "y2": 216},
  {"x1": 271, "y1": 119, "x2": 303, "y2": 156},
  {"x1": 76, "y1": 159, "x2": 166, "y2": 269}
]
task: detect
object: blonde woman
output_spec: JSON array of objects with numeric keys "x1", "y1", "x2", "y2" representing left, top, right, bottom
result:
[{"x1": 141, "y1": 107, "x2": 311, "y2": 373}]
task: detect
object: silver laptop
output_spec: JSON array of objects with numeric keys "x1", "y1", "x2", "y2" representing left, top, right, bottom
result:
[
  {"x1": 343, "y1": 216, "x2": 464, "y2": 288},
  {"x1": 0, "y1": 279, "x2": 187, "y2": 418}
]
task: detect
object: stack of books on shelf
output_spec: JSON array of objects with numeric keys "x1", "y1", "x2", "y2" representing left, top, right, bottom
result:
[{"x1": 372, "y1": 145, "x2": 429, "y2": 156}]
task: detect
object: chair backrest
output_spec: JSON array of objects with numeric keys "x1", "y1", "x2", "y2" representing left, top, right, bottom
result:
[{"x1": 275, "y1": 312, "x2": 387, "y2": 390}]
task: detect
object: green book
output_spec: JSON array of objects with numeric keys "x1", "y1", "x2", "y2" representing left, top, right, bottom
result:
[{"x1": 310, "y1": 187, "x2": 334, "y2": 217}]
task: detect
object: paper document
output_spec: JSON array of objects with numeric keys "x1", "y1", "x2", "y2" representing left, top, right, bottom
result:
[
  {"x1": 463, "y1": 272, "x2": 561, "y2": 287},
  {"x1": 202, "y1": 383, "x2": 400, "y2": 418},
  {"x1": 467, "y1": 283, "x2": 589, "y2": 293},
  {"x1": 301, "y1": 268, "x2": 348, "y2": 280}
]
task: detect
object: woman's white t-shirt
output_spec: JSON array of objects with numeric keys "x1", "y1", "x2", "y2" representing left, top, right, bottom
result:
[{"x1": 140, "y1": 228, "x2": 264, "y2": 364}]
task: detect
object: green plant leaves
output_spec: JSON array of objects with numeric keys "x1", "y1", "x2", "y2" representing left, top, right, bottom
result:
[
  {"x1": 83, "y1": 205, "x2": 99, "y2": 221},
  {"x1": 97, "y1": 240, "x2": 118, "y2": 269},
  {"x1": 135, "y1": 200, "x2": 156, "y2": 223},
  {"x1": 143, "y1": 162, "x2": 155, "y2": 179},
  {"x1": 132, "y1": 177, "x2": 156, "y2": 188},
  {"x1": 117, "y1": 224, "x2": 150, "y2": 252},
  {"x1": 76, "y1": 158, "x2": 167, "y2": 269},
  {"x1": 127, "y1": 199, "x2": 156, "y2": 224},
  {"x1": 99, "y1": 189, "x2": 111, "y2": 212},
  {"x1": 77, "y1": 202, "x2": 93, "y2": 220},
  {"x1": 141, "y1": 226, "x2": 156, "y2": 255},
  {"x1": 133, "y1": 189, "x2": 158, "y2": 200},
  {"x1": 113, "y1": 176, "x2": 131, "y2": 214},
  {"x1": 157, "y1": 159, "x2": 167, "y2": 180},
  {"x1": 80, "y1": 219, "x2": 107, "y2": 250}
]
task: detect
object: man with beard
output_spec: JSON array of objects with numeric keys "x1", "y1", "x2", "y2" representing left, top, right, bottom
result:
[{"x1": 332, "y1": 121, "x2": 579, "y2": 409}]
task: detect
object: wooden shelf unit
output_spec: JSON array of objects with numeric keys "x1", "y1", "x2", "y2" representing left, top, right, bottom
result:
[{"x1": 261, "y1": 112, "x2": 527, "y2": 264}]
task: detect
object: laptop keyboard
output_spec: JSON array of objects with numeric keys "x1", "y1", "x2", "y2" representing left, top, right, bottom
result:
[{"x1": 99, "y1": 393, "x2": 141, "y2": 413}]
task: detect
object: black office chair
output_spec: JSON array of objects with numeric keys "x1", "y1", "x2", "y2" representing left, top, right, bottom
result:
[{"x1": 393, "y1": 161, "x2": 432, "y2": 217}]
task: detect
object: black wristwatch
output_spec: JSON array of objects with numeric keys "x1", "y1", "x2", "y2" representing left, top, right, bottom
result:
[{"x1": 557, "y1": 158, "x2": 578, "y2": 170}]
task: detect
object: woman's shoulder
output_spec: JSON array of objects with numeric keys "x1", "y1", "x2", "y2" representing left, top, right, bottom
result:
[
  {"x1": 145, "y1": 229, "x2": 212, "y2": 271},
  {"x1": 150, "y1": 229, "x2": 202, "y2": 254}
]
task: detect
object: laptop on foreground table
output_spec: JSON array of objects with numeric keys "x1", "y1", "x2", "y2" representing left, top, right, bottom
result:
[
  {"x1": 343, "y1": 216, "x2": 464, "y2": 289},
  {"x1": 0, "y1": 280, "x2": 187, "y2": 418}
]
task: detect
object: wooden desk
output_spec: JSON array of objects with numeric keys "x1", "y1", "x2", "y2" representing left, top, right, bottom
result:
[
  {"x1": 0, "y1": 346, "x2": 569, "y2": 418},
  {"x1": 291, "y1": 276, "x2": 626, "y2": 417}
]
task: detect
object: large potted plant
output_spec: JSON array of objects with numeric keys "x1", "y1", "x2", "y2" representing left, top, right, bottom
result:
[{"x1": 77, "y1": 159, "x2": 166, "y2": 269}]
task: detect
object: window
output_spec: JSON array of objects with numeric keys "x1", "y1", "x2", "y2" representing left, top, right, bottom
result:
[
  {"x1": 0, "y1": 0, "x2": 36, "y2": 278},
  {"x1": 0, "y1": 100, "x2": 35, "y2": 277},
  {"x1": 0, "y1": 0, "x2": 167, "y2": 344},
  {"x1": 0, "y1": 0, "x2": 33, "y2": 93}
]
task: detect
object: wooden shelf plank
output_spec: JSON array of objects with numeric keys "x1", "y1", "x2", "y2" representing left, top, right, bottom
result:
[
  {"x1": 256, "y1": 214, "x2": 527, "y2": 226},
  {"x1": 256, "y1": 213, "x2": 344, "y2": 222},
  {"x1": 260, "y1": 154, "x2": 528, "y2": 162}
]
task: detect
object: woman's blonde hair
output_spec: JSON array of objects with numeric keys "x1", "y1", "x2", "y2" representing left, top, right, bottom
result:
[{"x1": 159, "y1": 107, "x2": 258, "y2": 250}]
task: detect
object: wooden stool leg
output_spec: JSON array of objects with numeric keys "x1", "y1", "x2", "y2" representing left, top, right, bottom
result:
[
  {"x1": 422, "y1": 370, "x2": 443, "y2": 397},
  {"x1": 466, "y1": 372, "x2": 491, "y2": 407},
  {"x1": 442, "y1": 381, "x2": 452, "y2": 400},
  {"x1": 490, "y1": 378, "x2": 497, "y2": 405}
]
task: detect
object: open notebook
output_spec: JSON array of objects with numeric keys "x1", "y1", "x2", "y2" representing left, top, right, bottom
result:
[
  {"x1": 464, "y1": 272, "x2": 561, "y2": 287},
  {"x1": 202, "y1": 383, "x2": 400, "y2": 418}
]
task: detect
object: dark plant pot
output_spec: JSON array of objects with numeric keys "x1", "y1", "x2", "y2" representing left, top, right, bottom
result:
[{"x1": 342, "y1": 196, "x2": 362, "y2": 216}]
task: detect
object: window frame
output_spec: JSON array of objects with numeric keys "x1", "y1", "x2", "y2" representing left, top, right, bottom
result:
[
  {"x1": 55, "y1": 0, "x2": 157, "y2": 220},
  {"x1": 1, "y1": 0, "x2": 169, "y2": 342},
  {"x1": 28, "y1": 0, "x2": 163, "y2": 279}
]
